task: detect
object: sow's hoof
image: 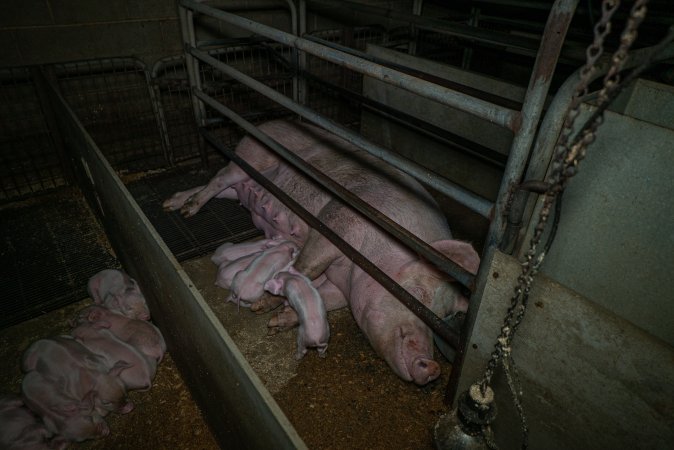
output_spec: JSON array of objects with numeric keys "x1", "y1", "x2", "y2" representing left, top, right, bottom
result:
[
  {"x1": 251, "y1": 293, "x2": 285, "y2": 314},
  {"x1": 266, "y1": 306, "x2": 299, "y2": 335}
]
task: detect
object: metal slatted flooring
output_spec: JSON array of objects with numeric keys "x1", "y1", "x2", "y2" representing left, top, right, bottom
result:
[
  {"x1": 126, "y1": 166, "x2": 261, "y2": 262},
  {"x1": 0, "y1": 189, "x2": 120, "y2": 330}
]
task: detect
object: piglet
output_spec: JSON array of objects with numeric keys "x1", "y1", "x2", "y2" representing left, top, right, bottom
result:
[
  {"x1": 21, "y1": 336, "x2": 132, "y2": 417},
  {"x1": 0, "y1": 394, "x2": 67, "y2": 450},
  {"x1": 264, "y1": 267, "x2": 330, "y2": 359},
  {"x1": 73, "y1": 306, "x2": 166, "y2": 364},
  {"x1": 215, "y1": 252, "x2": 260, "y2": 290},
  {"x1": 87, "y1": 269, "x2": 150, "y2": 320},
  {"x1": 71, "y1": 323, "x2": 157, "y2": 392},
  {"x1": 210, "y1": 238, "x2": 280, "y2": 266},
  {"x1": 21, "y1": 371, "x2": 110, "y2": 443},
  {"x1": 229, "y1": 241, "x2": 298, "y2": 307}
]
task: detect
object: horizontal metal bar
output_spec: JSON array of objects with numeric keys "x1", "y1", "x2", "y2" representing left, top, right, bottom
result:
[
  {"x1": 195, "y1": 88, "x2": 476, "y2": 290},
  {"x1": 190, "y1": 46, "x2": 494, "y2": 219},
  {"x1": 198, "y1": 126, "x2": 461, "y2": 349},
  {"x1": 302, "y1": 33, "x2": 524, "y2": 112},
  {"x1": 180, "y1": 0, "x2": 519, "y2": 129},
  {"x1": 295, "y1": 63, "x2": 508, "y2": 168},
  {"x1": 307, "y1": 0, "x2": 542, "y2": 54}
]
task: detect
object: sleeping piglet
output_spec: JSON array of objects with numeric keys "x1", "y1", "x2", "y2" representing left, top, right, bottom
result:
[
  {"x1": 73, "y1": 306, "x2": 166, "y2": 364},
  {"x1": 264, "y1": 267, "x2": 330, "y2": 359},
  {"x1": 21, "y1": 371, "x2": 110, "y2": 443},
  {"x1": 0, "y1": 394, "x2": 68, "y2": 450},
  {"x1": 229, "y1": 240, "x2": 298, "y2": 307},
  {"x1": 71, "y1": 323, "x2": 157, "y2": 392},
  {"x1": 87, "y1": 269, "x2": 150, "y2": 320}
]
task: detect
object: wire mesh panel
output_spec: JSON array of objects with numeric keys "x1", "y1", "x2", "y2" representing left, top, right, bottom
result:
[
  {"x1": 0, "y1": 67, "x2": 67, "y2": 202},
  {"x1": 56, "y1": 59, "x2": 166, "y2": 171},
  {"x1": 200, "y1": 40, "x2": 296, "y2": 142}
]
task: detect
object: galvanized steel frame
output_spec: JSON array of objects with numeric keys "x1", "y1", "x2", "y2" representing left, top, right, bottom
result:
[{"x1": 178, "y1": 0, "x2": 580, "y2": 396}]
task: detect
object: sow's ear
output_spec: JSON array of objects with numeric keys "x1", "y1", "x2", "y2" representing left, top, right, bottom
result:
[{"x1": 430, "y1": 239, "x2": 480, "y2": 275}]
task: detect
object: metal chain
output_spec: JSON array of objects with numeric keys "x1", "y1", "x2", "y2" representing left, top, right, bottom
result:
[{"x1": 474, "y1": 1, "x2": 655, "y2": 448}]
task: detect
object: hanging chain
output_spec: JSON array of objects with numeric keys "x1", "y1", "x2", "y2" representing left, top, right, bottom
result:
[{"x1": 472, "y1": 1, "x2": 659, "y2": 448}]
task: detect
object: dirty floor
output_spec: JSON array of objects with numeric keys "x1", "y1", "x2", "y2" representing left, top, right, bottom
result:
[{"x1": 0, "y1": 252, "x2": 457, "y2": 450}]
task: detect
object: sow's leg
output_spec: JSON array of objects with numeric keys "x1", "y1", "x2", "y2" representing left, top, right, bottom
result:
[{"x1": 162, "y1": 164, "x2": 246, "y2": 217}]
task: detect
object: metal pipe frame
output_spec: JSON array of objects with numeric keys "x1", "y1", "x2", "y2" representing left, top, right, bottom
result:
[
  {"x1": 189, "y1": 46, "x2": 493, "y2": 220},
  {"x1": 306, "y1": 0, "x2": 543, "y2": 55},
  {"x1": 181, "y1": 0, "x2": 519, "y2": 130},
  {"x1": 502, "y1": 39, "x2": 674, "y2": 254},
  {"x1": 180, "y1": 0, "x2": 580, "y2": 402},
  {"x1": 179, "y1": 5, "x2": 209, "y2": 167},
  {"x1": 446, "y1": 0, "x2": 580, "y2": 404},
  {"x1": 483, "y1": 0, "x2": 579, "y2": 250}
]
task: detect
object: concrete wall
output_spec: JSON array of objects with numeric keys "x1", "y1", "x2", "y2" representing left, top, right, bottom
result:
[
  {"x1": 0, "y1": 0, "x2": 301, "y2": 68},
  {"x1": 0, "y1": 0, "x2": 183, "y2": 68}
]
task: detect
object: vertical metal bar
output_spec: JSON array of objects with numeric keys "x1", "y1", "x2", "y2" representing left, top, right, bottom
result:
[
  {"x1": 283, "y1": 0, "x2": 299, "y2": 103},
  {"x1": 144, "y1": 68, "x2": 174, "y2": 167},
  {"x1": 31, "y1": 66, "x2": 73, "y2": 187},
  {"x1": 408, "y1": 0, "x2": 423, "y2": 55},
  {"x1": 298, "y1": 0, "x2": 307, "y2": 106},
  {"x1": 180, "y1": 6, "x2": 208, "y2": 168},
  {"x1": 461, "y1": 7, "x2": 480, "y2": 70},
  {"x1": 446, "y1": 0, "x2": 580, "y2": 405},
  {"x1": 484, "y1": 0, "x2": 580, "y2": 250}
]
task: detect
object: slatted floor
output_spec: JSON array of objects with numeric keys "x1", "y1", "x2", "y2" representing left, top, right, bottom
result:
[
  {"x1": 0, "y1": 188, "x2": 120, "y2": 329},
  {"x1": 0, "y1": 166, "x2": 260, "y2": 330},
  {"x1": 126, "y1": 166, "x2": 262, "y2": 262}
]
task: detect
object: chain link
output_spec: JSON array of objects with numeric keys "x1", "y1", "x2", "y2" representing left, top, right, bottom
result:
[{"x1": 475, "y1": 1, "x2": 656, "y2": 448}]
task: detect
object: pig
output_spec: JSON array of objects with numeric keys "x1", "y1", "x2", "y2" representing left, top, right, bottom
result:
[
  {"x1": 229, "y1": 240, "x2": 298, "y2": 307},
  {"x1": 215, "y1": 252, "x2": 261, "y2": 290},
  {"x1": 21, "y1": 371, "x2": 110, "y2": 443},
  {"x1": 21, "y1": 336, "x2": 132, "y2": 417},
  {"x1": 73, "y1": 306, "x2": 166, "y2": 364},
  {"x1": 264, "y1": 268, "x2": 330, "y2": 359},
  {"x1": 210, "y1": 238, "x2": 280, "y2": 266},
  {"x1": 0, "y1": 394, "x2": 68, "y2": 450},
  {"x1": 87, "y1": 269, "x2": 150, "y2": 320},
  {"x1": 163, "y1": 119, "x2": 480, "y2": 385},
  {"x1": 71, "y1": 323, "x2": 156, "y2": 391}
]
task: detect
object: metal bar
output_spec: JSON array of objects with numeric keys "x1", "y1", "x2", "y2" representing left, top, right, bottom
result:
[
  {"x1": 298, "y1": 0, "x2": 307, "y2": 106},
  {"x1": 37, "y1": 67, "x2": 307, "y2": 450},
  {"x1": 281, "y1": 0, "x2": 299, "y2": 104},
  {"x1": 503, "y1": 40, "x2": 674, "y2": 254},
  {"x1": 180, "y1": 0, "x2": 519, "y2": 130},
  {"x1": 297, "y1": 68, "x2": 507, "y2": 168},
  {"x1": 195, "y1": 88, "x2": 476, "y2": 290},
  {"x1": 301, "y1": 33, "x2": 523, "y2": 111},
  {"x1": 447, "y1": 0, "x2": 580, "y2": 404},
  {"x1": 179, "y1": 6, "x2": 208, "y2": 167},
  {"x1": 198, "y1": 125, "x2": 461, "y2": 350},
  {"x1": 483, "y1": 0, "x2": 579, "y2": 250},
  {"x1": 190, "y1": 46, "x2": 494, "y2": 219},
  {"x1": 307, "y1": 0, "x2": 542, "y2": 54}
]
